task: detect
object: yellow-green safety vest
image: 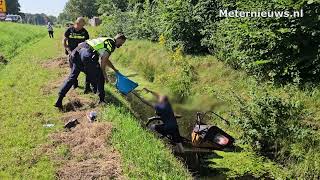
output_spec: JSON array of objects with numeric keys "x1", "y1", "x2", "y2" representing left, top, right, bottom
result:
[{"x1": 86, "y1": 37, "x2": 115, "y2": 54}]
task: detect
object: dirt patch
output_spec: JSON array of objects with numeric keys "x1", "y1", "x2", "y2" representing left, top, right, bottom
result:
[
  {"x1": 49, "y1": 122, "x2": 122, "y2": 180},
  {"x1": 40, "y1": 55, "x2": 123, "y2": 179},
  {"x1": 41, "y1": 78, "x2": 63, "y2": 95},
  {"x1": 63, "y1": 98, "x2": 84, "y2": 112},
  {"x1": 0, "y1": 54, "x2": 8, "y2": 65},
  {"x1": 41, "y1": 57, "x2": 69, "y2": 95},
  {"x1": 42, "y1": 57, "x2": 69, "y2": 69}
]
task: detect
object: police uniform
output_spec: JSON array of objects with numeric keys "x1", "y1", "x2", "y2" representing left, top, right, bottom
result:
[
  {"x1": 56, "y1": 37, "x2": 116, "y2": 106},
  {"x1": 64, "y1": 27, "x2": 91, "y2": 90}
]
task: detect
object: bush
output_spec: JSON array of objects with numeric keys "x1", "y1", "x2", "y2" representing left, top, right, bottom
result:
[
  {"x1": 156, "y1": 55, "x2": 197, "y2": 102},
  {"x1": 293, "y1": 150, "x2": 320, "y2": 180},
  {"x1": 193, "y1": 0, "x2": 221, "y2": 52},
  {"x1": 135, "y1": 60, "x2": 157, "y2": 82},
  {"x1": 100, "y1": 10, "x2": 138, "y2": 37},
  {"x1": 233, "y1": 90, "x2": 314, "y2": 164},
  {"x1": 100, "y1": 1, "x2": 162, "y2": 41},
  {"x1": 160, "y1": 0, "x2": 206, "y2": 53},
  {"x1": 210, "y1": 0, "x2": 320, "y2": 84}
]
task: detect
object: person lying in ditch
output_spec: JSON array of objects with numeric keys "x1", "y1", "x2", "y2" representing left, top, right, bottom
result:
[{"x1": 133, "y1": 88, "x2": 184, "y2": 153}]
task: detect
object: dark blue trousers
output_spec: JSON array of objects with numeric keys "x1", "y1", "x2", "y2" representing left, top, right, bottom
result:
[
  {"x1": 59, "y1": 48, "x2": 105, "y2": 101},
  {"x1": 68, "y1": 54, "x2": 96, "y2": 91}
]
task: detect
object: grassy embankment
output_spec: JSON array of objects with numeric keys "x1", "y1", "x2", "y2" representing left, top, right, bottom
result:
[
  {"x1": 0, "y1": 23, "x2": 62, "y2": 179},
  {"x1": 101, "y1": 87, "x2": 191, "y2": 178},
  {"x1": 0, "y1": 23, "x2": 191, "y2": 179},
  {"x1": 111, "y1": 40, "x2": 320, "y2": 178},
  {"x1": 0, "y1": 22, "x2": 46, "y2": 64}
]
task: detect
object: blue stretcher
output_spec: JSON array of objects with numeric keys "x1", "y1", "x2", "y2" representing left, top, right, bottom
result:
[{"x1": 115, "y1": 72, "x2": 139, "y2": 95}]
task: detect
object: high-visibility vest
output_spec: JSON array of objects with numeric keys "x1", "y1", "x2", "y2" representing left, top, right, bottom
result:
[{"x1": 86, "y1": 37, "x2": 115, "y2": 55}]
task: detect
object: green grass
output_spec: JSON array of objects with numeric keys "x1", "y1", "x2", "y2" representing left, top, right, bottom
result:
[
  {"x1": 0, "y1": 24, "x2": 192, "y2": 179},
  {"x1": 101, "y1": 87, "x2": 191, "y2": 179},
  {"x1": 111, "y1": 40, "x2": 320, "y2": 178},
  {"x1": 113, "y1": 40, "x2": 320, "y2": 123},
  {"x1": 0, "y1": 27, "x2": 64, "y2": 178},
  {"x1": 0, "y1": 22, "x2": 46, "y2": 60}
]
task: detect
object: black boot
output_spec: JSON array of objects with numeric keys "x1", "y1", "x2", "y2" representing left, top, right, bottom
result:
[
  {"x1": 84, "y1": 82, "x2": 92, "y2": 94},
  {"x1": 54, "y1": 96, "x2": 64, "y2": 109},
  {"x1": 84, "y1": 88, "x2": 93, "y2": 94}
]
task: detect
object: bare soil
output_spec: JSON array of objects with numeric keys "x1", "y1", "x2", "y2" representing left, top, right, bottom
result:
[
  {"x1": 42, "y1": 57, "x2": 69, "y2": 69},
  {"x1": 0, "y1": 54, "x2": 8, "y2": 64},
  {"x1": 50, "y1": 122, "x2": 122, "y2": 180},
  {"x1": 42, "y1": 57, "x2": 123, "y2": 180}
]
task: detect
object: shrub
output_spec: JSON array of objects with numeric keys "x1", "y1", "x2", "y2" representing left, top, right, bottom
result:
[
  {"x1": 193, "y1": 0, "x2": 221, "y2": 52},
  {"x1": 136, "y1": 60, "x2": 157, "y2": 82},
  {"x1": 156, "y1": 58, "x2": 197, "y2": 102},
  {"x1": 100, "y1": 10, "x2": 138, "y2": 37},
  {"x1": 292, "y1": 149, "x2": 320, "y2": 180},
  {"x1": 210, "y1": 0, "x2": 320, "y2": 84},
  {"x1": 160, "y1": 0, "x2": 206, "y2": 54},
  {"x1": 233, "y1": 90, "x2": 314, "y2": 164}
]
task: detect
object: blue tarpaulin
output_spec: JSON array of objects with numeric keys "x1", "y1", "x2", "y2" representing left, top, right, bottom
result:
[{"x1": 115, "y1": 72, "x2": 139, "y2": 95}]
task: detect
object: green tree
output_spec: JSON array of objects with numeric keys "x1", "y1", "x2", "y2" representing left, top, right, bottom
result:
[
  {"x1": 60, "y1": 0, "x2": 99, "y2": 21},
  {"x1": 161, "y1": 0, "x2": 205, "y2": 53},
  {"x1": 7, "y1": 0, "x2": 20, "y2": 14},
  {"x1": 97, "y1": 0, "x2": 129, "y2": 14}
]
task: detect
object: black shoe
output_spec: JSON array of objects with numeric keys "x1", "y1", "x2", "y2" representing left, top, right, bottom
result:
[
  {"x1": 54, "y1": 101, "x2": 63, "y2": 109},
  {"x1": 84, "y1": 88, "x2": 93, "y2": 94},
  {"x1": 54, "y1": 96, "x2": 63, "y2": 109},
  {"x1": 93, "y1": 88, "x2": 97, "y2": 94}
]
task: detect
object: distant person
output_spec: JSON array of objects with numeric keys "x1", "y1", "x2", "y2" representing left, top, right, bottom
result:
[
  {"x1": 55, "y1": 34, "x2": 127, "y2": 108},
  {"x1": 47, "y1": 22, "x2": 54, "y2": 38},
  {"x1": 63, "y1": 17, "x2": 94, "y2": 93},
  {"x1": 133, "y1": 88, "x2": 184, "y2": 153}
]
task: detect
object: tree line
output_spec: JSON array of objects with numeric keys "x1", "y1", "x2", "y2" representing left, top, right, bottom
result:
[
  {"x1": 5, "y1": 0, "x2": 57, "y2": 25},
  {"x1": 59, "y1": 0, "x2": 320, "y2": 85}
]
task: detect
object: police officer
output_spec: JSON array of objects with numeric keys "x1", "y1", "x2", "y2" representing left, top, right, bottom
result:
[
  {"x1": 54, "y1": 34, "x2": 127, "y2": 108},
  {"x1": 63, "y1": 17, "x2": 94, "y2": 93}
]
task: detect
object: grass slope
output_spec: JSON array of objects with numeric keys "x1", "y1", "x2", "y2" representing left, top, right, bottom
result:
[
  {"x1": 111, "y1": 40, "x2": 299, "y2": 178},
  {"x1": 0, "y1": 28, "x2": 63, "y2": 179},
  {"x1": 0, "y1": 22, "x2": 46, "y2": 60},
  {"x1": 101, "y1": 87, "x2": 191, "y2": 179},
  {"x1": 112, "y1": 40, "x2": 320, "y2": 124}
]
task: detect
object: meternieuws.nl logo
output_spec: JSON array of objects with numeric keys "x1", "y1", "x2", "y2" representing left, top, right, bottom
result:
[{"x1": 219, "y1": 9, "x2": 304, "y2": 18}]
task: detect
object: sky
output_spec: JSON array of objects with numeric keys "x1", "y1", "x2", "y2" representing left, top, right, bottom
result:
[{"x1": 19, "y1": 0, "x2": 68, "y2": 16}]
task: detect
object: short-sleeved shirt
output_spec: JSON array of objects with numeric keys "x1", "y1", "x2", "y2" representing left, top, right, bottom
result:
[
  {"x1": 64, "y1": 27, "x2": 89, "y2": 51},
  {"x1": 155, "y1": 103, "x2": 178, "y2": 129}
]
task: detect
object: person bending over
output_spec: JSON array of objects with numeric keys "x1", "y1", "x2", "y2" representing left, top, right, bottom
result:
[
  {"x1": 133, "y1": 88, "x2": 184, "y2": 153},
  {"x1": 55, "y1": 34, "x2": 126, "y2": 108},
  {"x1": 63, "y1": 17, "x2": 94, "y2": 92}
]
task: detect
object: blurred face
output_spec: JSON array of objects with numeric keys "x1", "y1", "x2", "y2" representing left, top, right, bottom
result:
[
  {"x1": 158, "y1": 95, "x2": 169, "y2": 104},
  {"x1": 75, "y1": 20, "x2": 85, "y2": 30},
  {"x1": 115, "y1": 39, "x2": 126, "y2": 48}
]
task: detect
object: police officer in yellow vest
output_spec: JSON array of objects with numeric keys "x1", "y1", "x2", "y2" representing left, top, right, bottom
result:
[{"x1": 55, "y1": 34, "x2": 127, "y2": 108}]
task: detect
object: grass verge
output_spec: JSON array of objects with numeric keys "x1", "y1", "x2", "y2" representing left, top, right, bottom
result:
[
  {"x1": 0, "y1": 28, "x2": 64, "y2": 179},
  {"x1": 102, "y1": 86, "x2": 192, "y2": 179},
  {"x1": 0, "y1": 22, "x2": 46, "y2": 60}
]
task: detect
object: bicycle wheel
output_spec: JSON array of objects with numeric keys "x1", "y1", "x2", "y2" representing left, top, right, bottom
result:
[{"x1": 146, "y1": 118, "x2": 164, "y2": 129}]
